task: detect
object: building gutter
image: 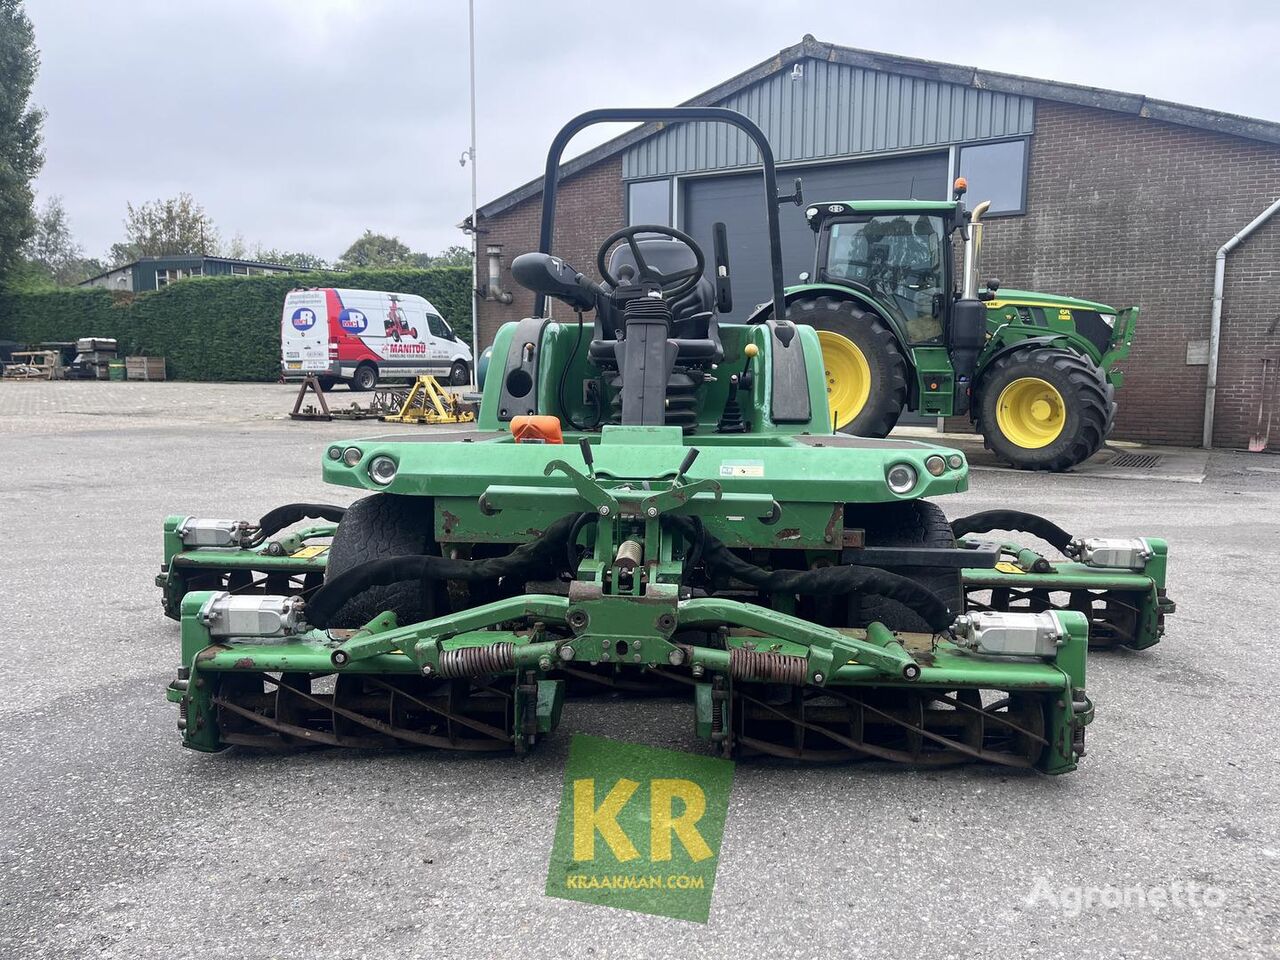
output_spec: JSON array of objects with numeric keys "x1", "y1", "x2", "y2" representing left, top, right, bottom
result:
[{"x1": 1204, "y1": 196, "x2": 1280, "y2": 448}]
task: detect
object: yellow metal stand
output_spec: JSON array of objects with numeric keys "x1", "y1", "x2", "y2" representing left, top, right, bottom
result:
[{"x1": 382, "y1": 376, "x2": 476, "y2": 424}]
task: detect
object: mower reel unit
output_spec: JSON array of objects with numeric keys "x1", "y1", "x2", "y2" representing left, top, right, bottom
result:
[{"x1": 161, "y1": 108, "x2": 1173, "y2": 774}]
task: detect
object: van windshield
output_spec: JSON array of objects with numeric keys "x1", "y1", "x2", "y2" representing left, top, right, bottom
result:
[{"x1": 824, "y1": 215, "x2": 946, "y2": 343}]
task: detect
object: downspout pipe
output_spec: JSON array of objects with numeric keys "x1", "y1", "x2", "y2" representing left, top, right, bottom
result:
[{"x1": 1204, "y1": 196, "x2": 1280, "y2": 448}]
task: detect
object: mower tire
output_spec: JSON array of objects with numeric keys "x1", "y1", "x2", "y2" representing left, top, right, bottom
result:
[
  {"x1": 977, "y1": 348, "x2": 1109, "y2": 471},
  {"x1": 786, "y1": 295, "x2": 907, "y2": 437},
  {"x1": 844, "y1": 499, "x2": 961, "y2": 632},
  {"x1": 322, "y1": 493, "x2": 447, "y2": 629}
]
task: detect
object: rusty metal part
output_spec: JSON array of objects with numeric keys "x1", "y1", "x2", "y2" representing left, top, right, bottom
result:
[
  {"x1": 729, "y1": 683, "x2": 1048, "y2": 766},
  {"x1": 729, "y1": 647, "x2": 807, "y2": 684},
  {"x1": 211, "y1": 672, "x2": 517, "y2": 751},
  {"x1": 436, "y1": 642, "x2": 516, "y2": 678}
]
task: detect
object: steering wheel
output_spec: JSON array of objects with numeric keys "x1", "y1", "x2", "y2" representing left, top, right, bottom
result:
[{"x1": 597, "y1": 225, "x2": 706, "y2": 301}]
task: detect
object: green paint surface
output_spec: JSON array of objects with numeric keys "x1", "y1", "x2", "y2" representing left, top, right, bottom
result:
[{"x1": 546, "y1": 735, "x2": 734, "y2": 922}]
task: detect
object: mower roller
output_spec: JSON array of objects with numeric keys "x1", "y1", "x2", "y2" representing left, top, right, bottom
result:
[{"x1": 161, "y1": 108, "x2": 1174, "y2": 773}]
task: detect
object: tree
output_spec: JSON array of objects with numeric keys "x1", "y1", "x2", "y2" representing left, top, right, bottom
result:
[
  {"x1": 250, "y1": 247, "x2": 330, "y2": 270},
  {"x1": 336, "y1": 230, "x2": 413, "y2": 270},
  {"x1": 412, "y1": 244, "x2": 472, "y2": 269},
  {"x1": 23, "y1": 195, "x2": 103, "y2": 285},
  {"x1": 111, "y1": 192, "x2": 219, "y2": 264},
  {"x1": 0, "y1": 0, "x2": 45, "y2": 280}
]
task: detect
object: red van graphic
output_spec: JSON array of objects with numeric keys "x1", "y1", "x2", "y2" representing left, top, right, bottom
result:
[{"x1": 384, "y1": 296, "x2": 418, "y2": 342}]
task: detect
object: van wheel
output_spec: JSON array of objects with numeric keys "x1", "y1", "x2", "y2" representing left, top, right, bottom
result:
[
  {"x1": 449, "y1": 361, "x2": 470, "y2": 386},
  {"x1": 316, "y1": 376, "x2": 336, "y2": 392},
  {"x1": 351, "y1": 364, "x2": 378, "y2": 391}
]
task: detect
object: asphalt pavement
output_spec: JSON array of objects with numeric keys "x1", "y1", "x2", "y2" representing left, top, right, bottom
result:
[{"x1": 1, "y1": 381, "x2": 1277, "y2": 959}]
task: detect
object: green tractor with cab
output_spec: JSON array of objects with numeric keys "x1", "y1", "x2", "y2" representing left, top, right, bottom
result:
[
  {"x1": 157, "y1": 108, "x2": 1172, "y2": 772},
  {"x1": 774, "y1": 189, "x2": 1136, "y2": 470}
]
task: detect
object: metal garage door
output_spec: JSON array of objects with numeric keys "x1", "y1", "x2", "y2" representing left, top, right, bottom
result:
[{"x1": 679, "y1": 152, "x2": 949, "y2": 322}]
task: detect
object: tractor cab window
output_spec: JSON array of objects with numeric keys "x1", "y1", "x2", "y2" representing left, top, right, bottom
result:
[{"x1": 824, "y1": 215, "x2": 946, "y2": 343}]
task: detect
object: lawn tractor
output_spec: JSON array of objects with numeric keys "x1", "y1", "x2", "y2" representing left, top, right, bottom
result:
[
  {"x1": 776, "y1": 191, "x2": 1137, "y2": 471},
  {"x1": 161, "y1": 108, "x2": 1173, "y2": 773}
]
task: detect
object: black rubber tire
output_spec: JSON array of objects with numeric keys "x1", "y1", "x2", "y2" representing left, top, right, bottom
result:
[
  {"x1": 449, "y1": 361, "x2": 470, "y2": 386},
  {"x1": 351, "y1": 363, "x2": 378, "y2": 392},
  {"x1": 1103, "y1": 379, "x2": 1117, "y2": 438},
  {"x1": 844, "y1": 499, "x2": 961, "y2": 632},
  {"x1": 316, "y1": 376, "x2": 337, "y2": 392},
  {"x1": 785, "y1": 295, "x2": 907, "y2": 438},
  {"x1": 322, "y1": 493, "x2": 446, "y2": 629},
  {"x1": 977, "y1": 349, "x2": 1109, "y2": 471}
]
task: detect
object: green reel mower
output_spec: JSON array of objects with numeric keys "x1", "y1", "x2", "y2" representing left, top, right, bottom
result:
[{"x1": 159, "y1": 108, "x2": 1173, "y2": 773}]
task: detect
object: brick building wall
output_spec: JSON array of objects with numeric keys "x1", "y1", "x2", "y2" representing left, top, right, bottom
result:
[
  {"x1": 981, "y1": 100, "x2": 1280, "y2": 447},
  {"x1": 475, "y1": 156, "x2": 624, "y2": 348},
  {"x1": 476, "y1": 101, "x2": 1280, "y2": 448}
]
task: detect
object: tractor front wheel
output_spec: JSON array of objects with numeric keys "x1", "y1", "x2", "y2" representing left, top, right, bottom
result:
[
  {"x1": 977, "y1": 349, "x2": 1109, "y2": 471},
  {"x1": 323, "y1": 493, "x2": 448, "y2": 628},
  {"x1": 785, "y1": 296, "x2": 907, "y2": 437},
  {"x1": 842, "y1": 499, "x2": 961, "y2": 632}
]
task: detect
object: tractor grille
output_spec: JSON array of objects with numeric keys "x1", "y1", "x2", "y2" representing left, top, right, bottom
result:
[{"x1": 1107, "y1": 452, "x2": 1164, "y2": 469}]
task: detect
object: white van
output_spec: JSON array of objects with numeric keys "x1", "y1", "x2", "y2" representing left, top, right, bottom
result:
[{"x1": 280, "y1": 288, "x2": 472, "y2": 391}]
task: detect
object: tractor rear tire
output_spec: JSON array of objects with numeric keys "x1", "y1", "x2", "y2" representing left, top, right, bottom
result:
[
  {"x1": 977, "y1": 349, "x2": 1109, "y2": 471},
  {"x1": 844, "y1": 499, "x2": 961, "y2": 633},
  {"x1": 323, "y1": 493, "x2": 447, "y2": 629},
  {"x1": 1103, "y1": 379, "x2": 1117, "y2": 438},
  {"x1": 786, "y1": 296, "x2": 907, "y2": 438}
]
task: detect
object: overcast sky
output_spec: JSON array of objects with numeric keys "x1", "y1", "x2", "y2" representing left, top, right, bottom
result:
[{"x1": 26, "y1": 0, "x2": 1280, "y2": 263}]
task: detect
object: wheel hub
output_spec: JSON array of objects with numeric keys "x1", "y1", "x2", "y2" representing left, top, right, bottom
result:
[
  {"x1": 817, "y1": 331, "x2": 872, "y2": 429},
  {"x1": 996, "y1": 377, "x2": 1066, "y2": 449}
]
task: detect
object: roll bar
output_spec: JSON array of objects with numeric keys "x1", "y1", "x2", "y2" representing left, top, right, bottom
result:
[{"x1": 534, "y1": 107, "x2": 796, "y2": 346}]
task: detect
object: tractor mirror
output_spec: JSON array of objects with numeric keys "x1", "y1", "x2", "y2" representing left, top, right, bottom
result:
[
  {"x1": 712, "y1": 222, "x2": 733, "y2": 314},
  {"x1": 777, "y1": 177, "x2": 803, "y2": 206},
  {"x1": 511, "y1": 252, "x2": 597, "y2": 312}
]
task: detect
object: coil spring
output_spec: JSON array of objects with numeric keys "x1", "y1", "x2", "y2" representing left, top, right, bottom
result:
[
  {"x1": 437, "y1": 643, "x2": 515, "y2": 678},
  {"x1": 729, "y1": 647, "x2": 807, "y2": 685}
]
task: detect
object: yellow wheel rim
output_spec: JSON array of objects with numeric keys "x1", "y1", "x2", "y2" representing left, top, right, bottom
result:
[
  {"x1": 995, "y1": 377, "x2": 1066, "y2": 449},
  {"x1": 817, "y1": 331, "x2": 872, "y2": 429}
]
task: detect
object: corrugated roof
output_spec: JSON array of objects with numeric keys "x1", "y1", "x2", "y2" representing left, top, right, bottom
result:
[{"x1": 472, "y1": 35, "x2": 1280, "y2": 222}]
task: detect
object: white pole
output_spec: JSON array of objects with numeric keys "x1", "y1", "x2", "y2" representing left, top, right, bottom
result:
[{"x1": 467, "y1": 0, "x2": 479, "y2": 387}]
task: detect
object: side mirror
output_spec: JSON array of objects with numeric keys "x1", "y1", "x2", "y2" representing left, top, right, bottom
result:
[
  {"x1": 511, "y1": 253, "x2": 597, "y2": 312},
  {"x1": 712, "y1": 221, "x2": 732, "y2": 314},
  {"x1": 777, "y1": 177, "x2": 804, "y2": 207}
]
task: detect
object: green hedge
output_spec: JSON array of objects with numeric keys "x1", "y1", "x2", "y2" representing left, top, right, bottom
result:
[{"x1": 0, "y1": 267, "x2": 472, "y2": 381}]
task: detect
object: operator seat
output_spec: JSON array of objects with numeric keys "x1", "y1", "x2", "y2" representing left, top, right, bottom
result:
[{"x1": 588, "y1": 237, "x2": 723, "y2": 366}]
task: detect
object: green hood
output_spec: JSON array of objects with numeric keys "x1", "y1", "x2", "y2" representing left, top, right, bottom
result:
[{"x1": 988, "y1": 288, "x2": 1116, "y2": 313}]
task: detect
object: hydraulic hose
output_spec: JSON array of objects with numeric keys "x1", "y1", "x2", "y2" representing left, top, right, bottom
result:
[
  {"x1": 307, "y1": 513, "x2": 579, "y2": 628},
  {"x1": 309, "y1": 510, "x2": 953, "y2": 633},
  {"x1": 251, "y1": 503, "x2": 348, "y2": 545},
  {"x1": 665, "y1": 516, "x2": 953, "y2": 632},
  {"x1": 949, "y1": 510, "x2": 1074, "y2": 553}
]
